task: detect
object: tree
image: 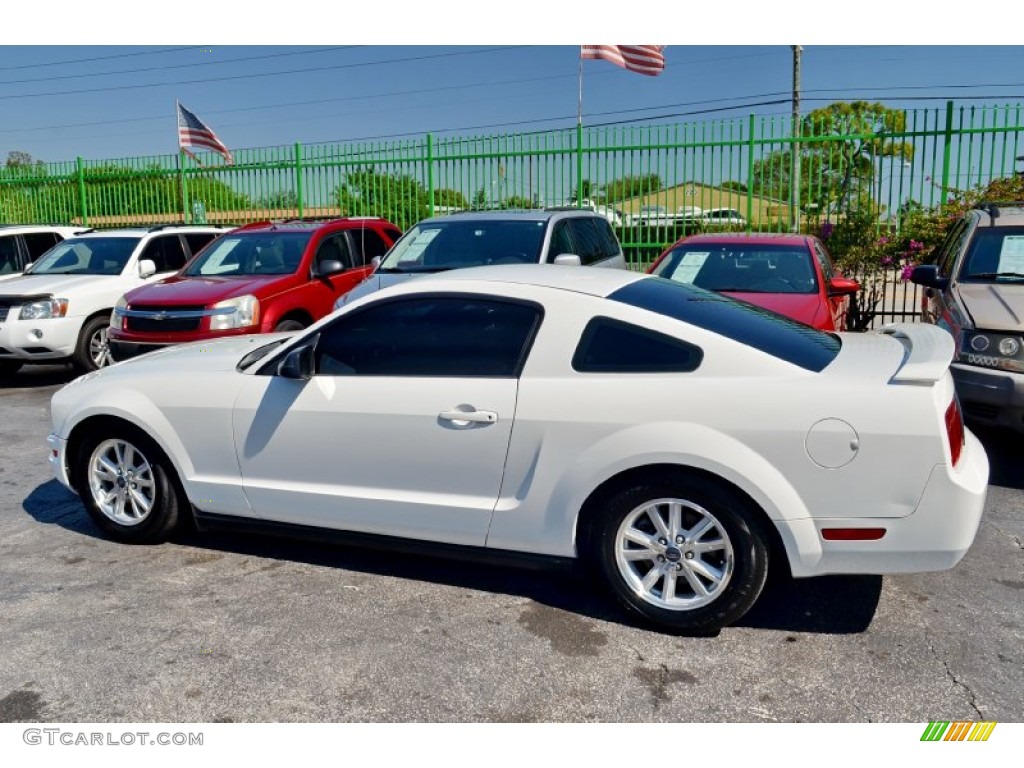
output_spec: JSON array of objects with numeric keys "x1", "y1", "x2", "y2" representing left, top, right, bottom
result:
[
  {"x1": 433, "y1": 188, "x2": 468, "y2": 210},
  {"x1": 336, "y1": 167, "x2": 429, "y2": 229},
  {"x1": 752, "y1": 101, "x2": 913, "y2": 213},
  {"x1": 256, "y1": 190, "x2": 299, "y2": 210},
  {"x1": 719, "y1": 180, "x2": 747, "y2": 193},
  {"x1": 602, "y1": 174, "x2": 662, "y2": 203}
]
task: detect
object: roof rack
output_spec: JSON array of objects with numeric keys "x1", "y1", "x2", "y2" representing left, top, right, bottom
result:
[{"x1": 147, "y1": 223, "x2": 221, "y2": 232}]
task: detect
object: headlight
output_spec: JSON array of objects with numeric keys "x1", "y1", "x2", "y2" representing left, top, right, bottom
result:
[
  {"x1": 19, "y1": 298, "x2": 69, "y2": 320},
  {"x1": 960, "y1": 330, "x2": 1024, "y2": 373},
  {"x1": 208, "y1": 294, "x2": 260, "y2": 331},
  {"x1": 110, "y1": 296, "x2": 128, "y2": 329}
]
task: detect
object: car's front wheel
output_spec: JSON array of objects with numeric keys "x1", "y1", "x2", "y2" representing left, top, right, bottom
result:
[
  {"x1": 75, "y1": 425, "x2": 184, "y2": 544},
  {"x1": 585, "y1": 474, "x2": 770, "y2": 634},
  {"x1": 73, "y1": 316, "x2": 114, "y2": 372}
]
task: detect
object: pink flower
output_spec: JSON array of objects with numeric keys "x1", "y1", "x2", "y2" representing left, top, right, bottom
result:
[
  {"x1": 820, "y1": 222, "x2": 834, "y2": 239},
  {"x1": 877, "y1": 236, "x2": 889, "y2": 245},
  {"x1": 909, "y1": 240, "x2": 924, "y2": 251},
  {"x1": 881, "y1": 255, "x2": 893, "y2": 266},
  {"x1": 900, "y1": 264, "x2": 916, "y2": 282}
]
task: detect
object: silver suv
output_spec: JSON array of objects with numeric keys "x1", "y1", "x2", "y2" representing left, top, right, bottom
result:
[
  {"x1": 911, "y1": 202, "x2": 1024, "y2": 431},
  {"x1": 336, "y1": 208, "x2": 626, "y2": 308}
]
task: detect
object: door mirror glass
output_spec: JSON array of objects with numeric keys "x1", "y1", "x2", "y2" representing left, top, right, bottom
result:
[
  {"x1": 278, "y1": 344, "x2": 315, "y2": 380},
  {"x1": 313, "y1": 259, "x2": 345, "y2": 278},
  {"x1": 552, "y1": 253, "x2": 582, "y2": 267},
  {"x1": 138, "y1": 259, "x2": 157, "y2": 279},
  {"x1": 909, "y1": 264, "x2": 949, "y2": 290},
  {"x1": 827, "y1": 277, "x2": 860, "y2": 296}
]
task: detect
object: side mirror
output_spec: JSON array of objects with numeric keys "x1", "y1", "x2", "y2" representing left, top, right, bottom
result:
[
  {"x1": 371, "y1": 256, "x2": 382, "y2": 270},
  {"x1": 138, "y1": 259, "x2": 157, "y2": 279},
  {"x1": 313, "y1": 259, "x2": 345, "y2": 278},
  {"x1": 24, "y1": 261, "x2": 34, "y2": 272},
  {"x1": 827, "y1": 277, "x2": 860, "y2": 296},
  {"x1": 909, "y1": 264, "x2": 949, "y2": 290},
  {"x1": 277, "y1": 344, "x2": 315, "y2": 380},
  {"x1": 552, "y1": 253, "x2": 582, "y2": 267}
]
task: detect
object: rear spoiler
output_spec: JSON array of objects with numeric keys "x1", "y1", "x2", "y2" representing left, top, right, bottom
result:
[{"x1": 878, "y1": 323, "x2": 955, "y2": 383}]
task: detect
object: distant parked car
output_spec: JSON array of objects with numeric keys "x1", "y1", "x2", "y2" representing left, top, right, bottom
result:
[
  {"x1": 109, "y1": 217, "x2": 402, "y2": 362},
  {"x1": 910, "y1": 202, "x2": 1024, "y2": 431},
  {"x1": 48, "y1": 265, "x2": 987, "y2": 634},
  {"x1": 703, "y1": 208, "x2": 747, "y2": 227},
  {"x1": 335, "y1": 208, "x2": 624, "y2": 308},
  {"x1": 0, "y1": 224, "x2": 88, "y2": 283},
  {"x1": 0, "y1": 224, "x2": 226, "y2": 377},
  {"x1": 647, "y1": 233, "x2": 860, "y2": 331}
]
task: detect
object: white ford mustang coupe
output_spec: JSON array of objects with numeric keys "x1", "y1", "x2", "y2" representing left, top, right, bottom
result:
[{"x1": 48, "y1": 265, "x2": 988, "y2": 633}]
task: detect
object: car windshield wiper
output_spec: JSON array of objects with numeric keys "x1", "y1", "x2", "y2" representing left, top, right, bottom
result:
[
  {"x1": 966, "y1": 271, "x2": 1024, "y2": 279},
  {"x1": 377, "y1": 265, "x2": 455, "y2": 274}
]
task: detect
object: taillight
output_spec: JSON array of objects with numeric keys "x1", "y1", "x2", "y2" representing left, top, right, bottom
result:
[{"x1": 944, "y1": 397, "x2": 965, "y2": 467}]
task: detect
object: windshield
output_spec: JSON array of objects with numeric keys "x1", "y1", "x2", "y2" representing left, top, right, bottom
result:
[
  {"x1": 960, "y1": 227, "x2": 1024, "y2": 281},
  {"x1": 377, "y1": 219, "x2": 546, "y2": 273},
  {"x1": 184, "y1": 232, "x2": 312, "y2": 277},
  {"x1": 28, "y1": 237, "x2": 139, "y2": 276},
  {"x1": 652, "y1": 243, "x2": 818, "y2": 294}
]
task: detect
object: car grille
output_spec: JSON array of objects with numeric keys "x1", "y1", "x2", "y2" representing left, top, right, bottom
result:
[{"x1": 125, "y1": 305, "x2": 205, "y2": 333}]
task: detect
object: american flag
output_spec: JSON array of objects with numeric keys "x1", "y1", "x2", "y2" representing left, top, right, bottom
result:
[
  {"x1": 176, "y1": 102, "x2": 234, "y2": 164},
  {"x1": 580, "y1": 45, "x2": 666, "y2": 76}
]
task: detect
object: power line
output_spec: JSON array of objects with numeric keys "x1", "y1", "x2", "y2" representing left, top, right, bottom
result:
[
  {"x1": 0, "y1": 46, "x2": 202, "y2": 72},
  {"x1": 0, "y1": 46, "x2": 528, "y2": 102},
  {"x1": 0, "y1": 46, "x2": 356, "y2": 87}
]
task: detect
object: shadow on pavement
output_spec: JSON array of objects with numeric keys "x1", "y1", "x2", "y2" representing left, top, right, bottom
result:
[
  {"x1": 0, "y1": 364, "x2": 76, "y2": 390},
  {"x1": 24, "y1": 479, "x2": 882, "y2": 637}
]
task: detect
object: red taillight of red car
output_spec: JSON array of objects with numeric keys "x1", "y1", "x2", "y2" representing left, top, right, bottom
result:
[{"x1": 945, "y1": 397, "x2": 965, "y2": 468}]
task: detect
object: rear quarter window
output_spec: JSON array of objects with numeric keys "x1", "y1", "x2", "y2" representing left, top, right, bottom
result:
[{"x1": 610, "y1": 277, "x2": 841, "y2": 372}]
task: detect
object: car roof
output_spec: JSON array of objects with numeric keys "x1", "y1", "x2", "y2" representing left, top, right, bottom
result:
[
  {"x1": 972, "y1": 203, "x2": 1024, "y2": 226},
  {"x1": 0, "y1": 224, "x2": 84, "y2": 234},
  {"x1": 380, "y1": 263, "x2": 646, "y2": 298},
  {"x1": 232, "y1": 217, "x2": 392, "y2": 233},
  {"x1": 67, "y1": 226, "x2": 226, "y2": 239},
  {"x1": 673, "y1": 232, "x2": 814, "y2": 247},
  {"x1": 415, "y1": 209, "x2": 600, "y2": 225}
]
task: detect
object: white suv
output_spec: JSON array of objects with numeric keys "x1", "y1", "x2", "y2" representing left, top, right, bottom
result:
[
  {"x1": 0, "y1": 225, "x2": 227, "y2": 377},
  {"x1": 0, "y1": 225, "x2": 88, "y2": 283}
]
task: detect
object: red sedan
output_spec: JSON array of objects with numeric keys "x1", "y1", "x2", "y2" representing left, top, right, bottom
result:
[{"x1": 647, "y1": 233, "x2": 860, "y2": 331}]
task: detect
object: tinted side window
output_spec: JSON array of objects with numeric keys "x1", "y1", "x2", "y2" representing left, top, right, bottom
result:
[
  {"x1": 813, "y1": 242, "x2": 835, "y2": 281},
  {"x1": 22, "y1": 232, "x2": 60, "y2": 260},
  {"x1": 317, "y1": 296, "x2": 542, "y2": 377},
  {"x1": 936, "y1": 220, "x2": 968, "y2": 276},
  {"x1": 594, "y1": 218, "x2": 621, "y2": 259},
  {"x1": 574, "y1": 317, "x2": 702, "y2": 373},
  {"x1": 567, "y1": 219, "x2": 603, "y2": 265},
  {"x1": 184, "y1": 233, "x2": 218, "y2": 258},
  {"x1": 0, "y1": 236, "x2": 21, "y2": 274},
  {"x1": 549, "y1": 221, "x2": 574, "y2": 260},
  {"x1": 348, "y1": 228, "x2": 390, "y2": 266},
  {"x1": 140, "y1": 235, "x2": 187, "y2": 272},
  {"x1": 316, "y1": 233, "x2": 356, "y2": 270}
]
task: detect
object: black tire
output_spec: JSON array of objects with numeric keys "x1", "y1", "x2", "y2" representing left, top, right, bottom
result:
[
  {"x1": 73, "y1": 423, "x2": 184, "y2": 544},
  {"x1": 72, "y1": 316, "x2": 113, "y2": 373},
  {"x1": 274, "y1": 318, "x2": 306, "y2": 332},
  {"x1": 583, "y1": 474, "x2": 770, "y2": 634},
  {"x1": 0, "y1": 360, "x2": 23, "y2": 379}
]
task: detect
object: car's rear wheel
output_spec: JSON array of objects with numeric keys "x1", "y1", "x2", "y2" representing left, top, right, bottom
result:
[
  {"x1": 73, "y1": 316, "x2": 114, "y2": 373},
  {"x1": 0, "y1": 360, "x2": 23, "y2": 379},
  {"x1": 585, "y1": 475, "x2": 769, "y2": 633},
  {"x1": 75, "y1": 425, "x2": 183, "y2": 544}
]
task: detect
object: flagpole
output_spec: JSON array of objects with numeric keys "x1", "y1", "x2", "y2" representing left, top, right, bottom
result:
[
  {"x1": 576, "y1": 50, "x2": 584, "y2": 209},
  {"x1": 175, "y1": 99, "x2": 189, "y2": 224}
]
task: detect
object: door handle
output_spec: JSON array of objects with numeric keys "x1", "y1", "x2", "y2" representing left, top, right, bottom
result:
[{"x1": 439, "y1": 409, "x2": 498, "y2": 425}]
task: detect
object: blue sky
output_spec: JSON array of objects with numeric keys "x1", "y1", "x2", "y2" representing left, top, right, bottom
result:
[{"x1": 1, "y1": 5, "x2": 1023, "y2": 164}]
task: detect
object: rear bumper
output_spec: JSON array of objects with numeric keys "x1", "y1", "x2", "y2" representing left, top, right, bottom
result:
[{"x1": 778, "y1": 429, "x2": 988, "y2": 577}]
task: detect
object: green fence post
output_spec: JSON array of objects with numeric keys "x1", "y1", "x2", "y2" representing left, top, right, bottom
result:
[
  {"x1": 76, "y1": 156, "x2": 88, "y2": 227},
  {"x1": 178, "y1": 150, "x2": 189, "y2": 223},
  {"x1": 426, "y1": 133, "x2": 435, "y2": 217},
  {"x1": 939, "y1": 100, "x2": 955, "y2": 206},
  {"x1": 576, "y1": 121, "x2": 584, "y2": 207},
  {"x1": 746, "y1": 114, "x2": 755, "y2": 234},
  {"x1": 294, "y1": 142, "x2": 304, "y2": 218}
]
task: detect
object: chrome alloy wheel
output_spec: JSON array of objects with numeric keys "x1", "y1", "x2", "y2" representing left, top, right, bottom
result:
[
  {"x1": 87, "y1": 439, "x2": 156, "y2": 526},
  {"x1": 614, "y1": 497, "x2": 734, "y2": 610},
  {"x1": 89, "y1": 327, "x2": 112, "y2": 368}
]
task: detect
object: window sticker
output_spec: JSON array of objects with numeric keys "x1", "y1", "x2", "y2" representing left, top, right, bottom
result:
[
  {"x1": 670, "y1": 251, "x2": 710, "y2": 284},
  {"x1": 997, "y1": 235, "x2": 1024, "y2": 274},
  {"x1": 397, "y1": 228, "x2": 441, "y2": 263}
]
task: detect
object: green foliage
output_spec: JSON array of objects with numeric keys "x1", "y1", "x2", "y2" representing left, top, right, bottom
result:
[
  {"x1": 256, "y1": 189, "x2": 299, "y2": 209},
  {"x1": 602, "y1": 174, "x2": 663, "y2": 203},
  {"x1": 753, "y1": 101, "x2": 914, "y2": 212},
  {"x1": 433, "y1": 187, "x2": 468, "y2": 209},
  {"x1": 502, "y1": 195, "x2": 537, "y2": 209},
  {"x1": 719, "y1": 180, "x2": 747, "y2": 193},
  {"x1": 335, "y1": 166, "x2": 429, "y2": 229}
]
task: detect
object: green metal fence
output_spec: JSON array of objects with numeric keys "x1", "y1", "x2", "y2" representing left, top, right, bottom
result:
[{"x1": 2, "y1": 101, "x2": 1022, "y2": 325}]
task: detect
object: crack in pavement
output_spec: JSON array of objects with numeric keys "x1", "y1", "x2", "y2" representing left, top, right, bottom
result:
[
  {"x1": 929, "y1": 644, "x2": 983, "y2": 720},
  {"x1": 984, "y1": 520, "x2": 1024, "y2": 553}
]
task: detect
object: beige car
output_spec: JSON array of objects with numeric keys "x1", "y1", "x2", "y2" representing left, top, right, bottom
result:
[{"x1": 911, "y1": 202, "x2": 1024, "y2": 431}]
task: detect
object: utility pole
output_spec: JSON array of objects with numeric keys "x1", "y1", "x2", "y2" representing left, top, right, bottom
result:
[{"x1": 790, "y1": 45, "x2": 802, "y2": 233}]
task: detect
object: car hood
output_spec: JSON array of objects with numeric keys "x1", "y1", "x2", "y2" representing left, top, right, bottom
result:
[
  {"x1": 124, "y1": 274, "x2": 296, "y2": 306},
  {"x1": 720, "y1": 291, "x2": 826, "y2": 328},
  {"x1": 0, "y1": 273, "x2": 119, "y2": 298},
  {"x1": 957, "y1": 282, "x2": 1024, "y2": 330}
]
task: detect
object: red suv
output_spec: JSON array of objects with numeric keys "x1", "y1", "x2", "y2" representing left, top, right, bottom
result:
[{"x1": 109, "y1": 217, "x2": 401, "y2": 360}]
